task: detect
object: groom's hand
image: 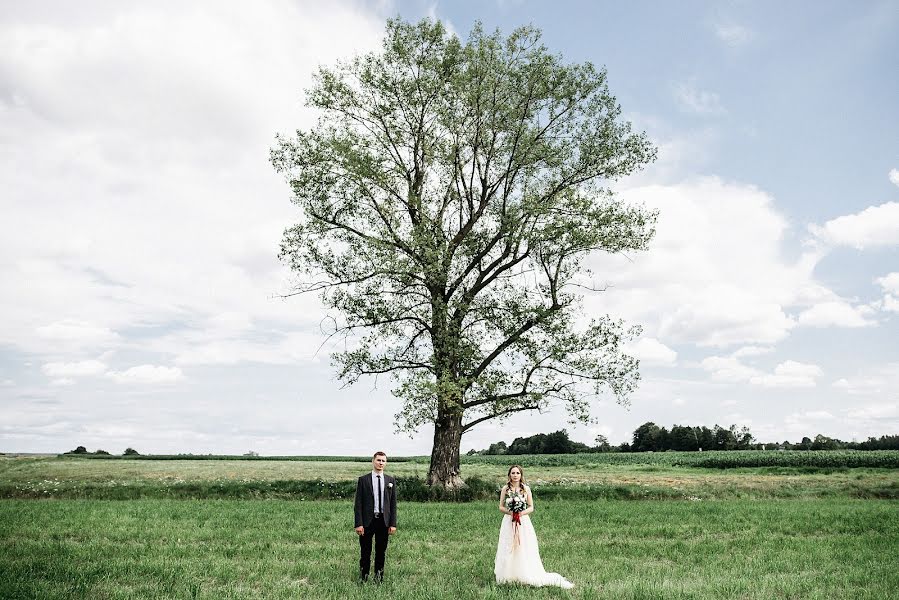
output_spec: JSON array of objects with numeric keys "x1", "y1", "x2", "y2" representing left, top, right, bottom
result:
[
  {"x1": 388, "y1": 527, "x2": 397, "y2": 535},
  {"x1": 355, "y1": 526, "x2": 364, "y2": 536}
]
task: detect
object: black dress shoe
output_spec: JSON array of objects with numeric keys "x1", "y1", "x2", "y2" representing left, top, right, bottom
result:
[{"x1": 373, "y1": 570, "x2": 383, "y2": 584}]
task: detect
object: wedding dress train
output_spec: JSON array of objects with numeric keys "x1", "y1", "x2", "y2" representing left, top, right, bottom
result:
[{"x1": 494, "y1": 513, "x2": 574, "y2": 589}]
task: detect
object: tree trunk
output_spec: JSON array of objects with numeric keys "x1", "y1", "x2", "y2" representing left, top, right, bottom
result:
[{"x1": 427, "y1": 412, "x2": 465, "y2": 489}]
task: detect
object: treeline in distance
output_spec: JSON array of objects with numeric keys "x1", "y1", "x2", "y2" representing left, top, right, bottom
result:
[{"x1": 467, "y1": 426, "x2": 899, "y2": 455}]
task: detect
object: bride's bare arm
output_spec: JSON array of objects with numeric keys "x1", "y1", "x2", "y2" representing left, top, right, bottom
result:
[
  {"x1": 522, "y1": 485, "x2": 535, "y2": 515},
  {"x1": 498, "y1": 487, "x2": 509, "y2": 514}
]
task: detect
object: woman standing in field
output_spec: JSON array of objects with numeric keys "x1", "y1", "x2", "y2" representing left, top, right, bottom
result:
[{"x1": 494, "y1": 465, "x2": 574, "y2": 589}]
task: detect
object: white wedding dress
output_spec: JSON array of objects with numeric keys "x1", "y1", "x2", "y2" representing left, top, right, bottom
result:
[{"x1": 494, "y1": 512, "x2": 574, "y2": 589}]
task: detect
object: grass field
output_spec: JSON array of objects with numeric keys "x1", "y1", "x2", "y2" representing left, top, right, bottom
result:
[
  {"x1": 2, "y1": 454, "x2": 898, "y2": 500},
  {"x1": 2, "y1": 498, "x2": 897, "y2": 599},
  {"x1": 2, "y1": 453, "x2": 897, "y2": 598}
]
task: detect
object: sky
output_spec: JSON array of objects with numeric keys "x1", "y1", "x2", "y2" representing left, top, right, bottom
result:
[{"x1": 2, "y1": 0, "x2": 897, "y2": 456}]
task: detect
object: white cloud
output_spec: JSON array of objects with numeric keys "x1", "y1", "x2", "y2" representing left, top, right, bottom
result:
[
  {"x1": 700, "y1": 356, "x2": 761, "y2": 383},
  {"x1": 425, "y1": 4, "x2": 459, "y2": 38},
  {"x1": 750, "y1": 360, "x2": 823, "y2": 388},
  {"x1": 833, "y1": 364, "x2": 899, "y2": 396},
  {"x1": 672, "y1": 397, "x2": 685, "y2": 406},
  {"x1": 701, "y1": 356, "x2": 822, "y2": 388},
  {"x1": 714, "y1": 23, "x2": 753, "y2": 46},
  {"x1": 846, "y1": 403, "x2": 898, "y2": 421},
  {"x1": 584, "y1": 180, "x2": 887, "y2": 348},
  {"x1": 732, "y1": 346, "x2": 774, "y2": 358},
  {"x1": 836, "y1": 399, "x2": 895, "y2": 445},
  {"x1": 0, "y1": 2, "x2": 385, "y2": 366},
  {"x1": 106, "y1": 365, "x2": 183, "y2": 385},
  {"x1": 797, "y1": 301, "x2": 877, "y2": 328},
  {"x1": 626, "y1": 337, "x2": 677, "y2": 366},
  {"x1": 35, "y1": 320, "x2": 120, "y2": 347},
  {"x1": 874, "y1": 273, "x2": 899, "y2": 313},
  {"x1": 673, "y1": 81, "x2": 726, "y2": 115},
  {"x1": 41, "y1": 359, "x2": 107, "y2": 377},
  {"x1": 831, "y1": 377, "x2": 868, "y2": 394},
  {"x1": 804, "y1": 411, "x2": 835, "y2": 420},
  {"x1": 889, "y1": 168, "x2": 899, "y2": 187},
  {"x1": 615, "y1": 122, "x2": 721, "y2": 188},
  {"x1": 809, "y1": 202, "x2": 899, "y2": 249},
  {"x1": 883, "y1": 295, "x2": 899, "y2": 313},
  {"x1": 167, "y1": 332, "x2": 325, "y2": 366},
  {"x1": 782, "y1": 411, "x2": 836, "y2": 432},
  {"x1": 876, "y1": 272, "x2": 899, "y2": 295},
  {"x1": 722, "y1": 413, "x2": 751, "y2": 425},
  {"x1": 49, "y1": 378, "x2": 76, "y2": 387},
  {"x1": 585, "y1": 178, "x2": 831, "y2": 348}
]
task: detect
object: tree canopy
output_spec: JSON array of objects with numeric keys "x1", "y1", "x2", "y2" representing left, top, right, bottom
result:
[{"x1": 272, "y1": 19, "x2": 657, "y2": 487}]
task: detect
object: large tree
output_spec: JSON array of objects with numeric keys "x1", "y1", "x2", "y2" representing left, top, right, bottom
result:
[{"x1": 272, "y1": 19, "x2": 657, "y2": 488}]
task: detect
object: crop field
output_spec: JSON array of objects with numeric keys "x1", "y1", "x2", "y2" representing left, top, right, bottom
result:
[
  {"x1": 1, "y1": 452, "x2": 897, "y2": 598},
  {"x1": 462, "y1": 449, "x2": 899, "y2": 468}
]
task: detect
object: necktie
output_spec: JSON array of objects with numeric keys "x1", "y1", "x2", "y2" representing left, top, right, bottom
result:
[{"x1": 376, "y1": 475, "x2": 382, "y2": 513}]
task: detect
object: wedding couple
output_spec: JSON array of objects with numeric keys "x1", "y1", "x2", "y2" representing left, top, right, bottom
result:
[{"x1": 353, "y1": 452, "x2": 573, "y2": 588}]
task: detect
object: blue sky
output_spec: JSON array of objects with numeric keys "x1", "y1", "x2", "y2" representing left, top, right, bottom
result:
[{"x1": 1, "y1": 1, "x2": 897, "y2": 455}]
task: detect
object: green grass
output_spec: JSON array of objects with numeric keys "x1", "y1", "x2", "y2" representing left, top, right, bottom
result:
[
  {"x1": 39, "y1": 449, "x2": 899, "y2": 468},
  {"x1": 2, "y1": 454, "x2": 897, "y2": 597},
  {"x1": 2, "y1": 455, "x2": 897, "y2": 500},
  {"x1": 51, "y1": 453, "x2": 421, "y2": 462},
  {"x1": 1, "y1": 498, "x2": 897, "y2": 599}
]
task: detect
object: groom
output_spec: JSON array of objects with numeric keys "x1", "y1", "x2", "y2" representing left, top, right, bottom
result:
[{"x1": 354, "y1": 451, "x2": 397, "y2": 583}]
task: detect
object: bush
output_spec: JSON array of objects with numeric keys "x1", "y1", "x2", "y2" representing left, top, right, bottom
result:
[{"x1": 123, "y1": 448, "x2": 140, "y2": 456}]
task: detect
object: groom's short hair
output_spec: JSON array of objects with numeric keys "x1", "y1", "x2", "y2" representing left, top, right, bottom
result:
[{"x1": 373, "y1": 451, "x2": 387, "y2": 459}]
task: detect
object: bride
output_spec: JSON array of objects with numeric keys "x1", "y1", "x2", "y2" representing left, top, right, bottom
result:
[{"x1": 494, "y1": 465, "x2": 574, "y2": 589}]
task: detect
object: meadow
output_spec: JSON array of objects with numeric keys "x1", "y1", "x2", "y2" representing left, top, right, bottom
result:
[
  {"x1": 2, "y1": 452, "x2": 898, "y2": 599},
  {"x1": 2, "y1": 452, "x2": 897, "y2": 501}
]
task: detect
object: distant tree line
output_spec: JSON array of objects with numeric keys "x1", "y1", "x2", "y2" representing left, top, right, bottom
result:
[
  {"x1": 627, "y1": 422, "x2": 755, "y2": 452},
  {"x1": 777, "y1": 434, "x2": 899, "y2": 451},
  {"x1": 64, "y1": 446, "x2": 140, "y2": 456},
  {"x1": 467, "y1": 426, "x2": 899, "y2": 455},
  {"x1": 468, "y1": 430, "x2": 598, "y2": 456}
]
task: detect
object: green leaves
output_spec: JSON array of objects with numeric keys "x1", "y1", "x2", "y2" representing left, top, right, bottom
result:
[{"x1": 272, "y1": 19, "x2": 657, "y2": 440}]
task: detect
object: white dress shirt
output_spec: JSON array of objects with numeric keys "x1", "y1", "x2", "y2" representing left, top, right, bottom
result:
[{"x1": 370, "y1": 470, "x2": 384, "y2": 513}]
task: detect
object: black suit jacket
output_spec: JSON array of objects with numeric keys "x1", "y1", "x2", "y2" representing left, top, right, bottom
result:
[{"x1": 354, "y1": 473, "x2": 397, "y2": 529}]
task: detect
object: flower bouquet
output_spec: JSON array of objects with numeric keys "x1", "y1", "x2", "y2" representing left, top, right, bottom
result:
[
  {"x1": 505, "y1": 490, "x2": 527, "y2": 517},
  {"x1": 505, "y1": 489, "x2": 527, "y2": 546}
]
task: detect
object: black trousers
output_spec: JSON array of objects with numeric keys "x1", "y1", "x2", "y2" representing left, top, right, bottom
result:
[{"x1": 359, "y1": 514, "x2": 389, "y2": 575}]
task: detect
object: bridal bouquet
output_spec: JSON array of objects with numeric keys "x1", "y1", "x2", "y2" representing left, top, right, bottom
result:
[
  {"x1": 505, "y1": 489, "x2": 527, "y2": 546},
  {"x1": 505, "y1": 491, "x2": 527, "y2": 516}
]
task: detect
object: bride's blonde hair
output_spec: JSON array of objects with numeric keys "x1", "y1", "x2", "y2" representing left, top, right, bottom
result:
[{"x1": 506, "y1": 464, "x2": 526, "y2": 490}]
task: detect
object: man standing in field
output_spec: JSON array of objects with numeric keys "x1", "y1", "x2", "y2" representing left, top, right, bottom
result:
[{"x1": 354, "y1": 451, "x2": 397, "y2": 583}]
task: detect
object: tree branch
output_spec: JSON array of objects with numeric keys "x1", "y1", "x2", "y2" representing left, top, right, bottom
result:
[{"x1": 462, "y1": 403, "x2": 539, "y2": 432}]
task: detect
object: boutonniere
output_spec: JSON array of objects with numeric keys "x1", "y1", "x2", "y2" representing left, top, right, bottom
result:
[{"x1": 387, "y1": 482, "x2": 394, "y2": 488}]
